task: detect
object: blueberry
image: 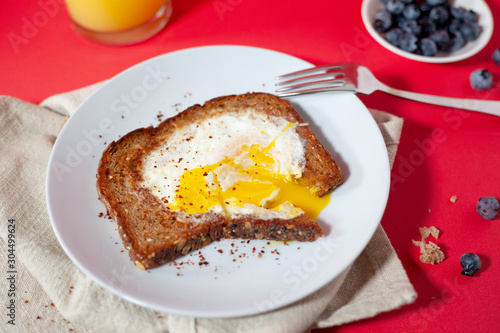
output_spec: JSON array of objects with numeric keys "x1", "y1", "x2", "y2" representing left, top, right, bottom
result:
[
  {"x1": 374, "y1": 0, "x2": 482, "y2": 57},
  {"x1": 429, "y1": 6, "x2": 450, "y2": 26},
  {"x1": 403, "y1": 4, "x2": 421, "y2": 20},
  {"x1": 400, "y1": 19, "x2": 422, "y2": 36},
  {"x1": 460, "y1": 253, "x2": 481, "y2": 277},
  {"x1": 386, "y1": 0, "x2": 405, "y2": 15},
  {"x1": 448, "y1": 18, "x2": 461, "y2": 34},
  {"x1": 476, "y1": 196, "x2": 499, "y2": 220},
  {"x1": 429, "y1": 30, "x2": 450, "y2": 51},
  {"x1": 419, "y1": 2, "x2": 432, "y2": 16},
  {"x1": 459, "y1": 21, "x2": 481, "y2": 41},
  {"x1": 450, "y1": 6, "x2": 466, "y2": 20},
  {"x1": 470, "y1": 69, "x2": 493, "y2": 90},
  {"x1": 492, "y1": 48, "x2": 500, "y2": 66},
  {"x1": 425, "y1": 0, "x2": 447, "y2": 6},
  {"x1": 462, "y1": 10, "x2": 478, "y2": 23},
  {"x1": 419, "y1": 18, "x2": 437, "y2": 38},
  {"x1": 375, "y1": 9, "x2": 393, "y2": 32},
  {"x1": 394, "y1": 13, "x2": 407, "y2": 27},
  {"x1": 399, "y1": 33, "x2": 418, "y2": 52},
  {"x1": 385, "y1": 28, "x2": 404, "y2": 46},
  {"x1": 449, "y1": 32, "x2": 465, "y2": 51},
  {"x1": 419, "y1": 38, "x2": 438, "y2": 56}
]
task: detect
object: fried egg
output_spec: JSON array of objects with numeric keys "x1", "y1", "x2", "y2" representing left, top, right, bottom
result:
[{"x1": 141, "y1": 111, "x2": 330, "y2": 220}]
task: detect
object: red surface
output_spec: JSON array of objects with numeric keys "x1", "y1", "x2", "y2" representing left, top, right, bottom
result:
[{"x1": 2, "y1": 1, "x2": 500, "y2": 332}]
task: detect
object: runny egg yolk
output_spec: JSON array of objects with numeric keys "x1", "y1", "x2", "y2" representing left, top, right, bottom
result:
[{"x1": 168, "y1": 124, "x2": 330, "y2": 218}]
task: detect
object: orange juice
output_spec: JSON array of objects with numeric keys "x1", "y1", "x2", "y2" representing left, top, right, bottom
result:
[
  {"x1": 65, "y1": 0, "x2": 172, "y2": 44},
  {"x1": 65, "y1": 0, "x2": 169, "y2": 32}
]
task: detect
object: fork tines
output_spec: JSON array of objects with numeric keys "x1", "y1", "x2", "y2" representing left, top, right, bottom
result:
[
  {"x1": 275, "y1": 64, "x2": 344, "y2": 79},
  {"x1": 275, "y1": 64, "x2": 347, "y2": 96}
]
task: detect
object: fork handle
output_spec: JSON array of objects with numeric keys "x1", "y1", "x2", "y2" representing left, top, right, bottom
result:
[{"x1": 382, "y1": 88, "x2": 500, "y2": 117}]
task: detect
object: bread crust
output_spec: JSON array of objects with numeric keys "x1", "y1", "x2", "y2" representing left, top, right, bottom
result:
[{"x1": 96, "y1": 93, "x2": 342, "y2": 269}]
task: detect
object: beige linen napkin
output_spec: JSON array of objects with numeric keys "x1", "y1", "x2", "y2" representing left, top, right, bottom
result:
[{"x1": 0, "y1": 84, "x2": 415, "y2": 333}]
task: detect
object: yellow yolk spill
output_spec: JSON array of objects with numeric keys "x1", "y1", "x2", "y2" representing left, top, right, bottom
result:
[{"x1": 168, "y1": 124, "x2": 331, "y2": 219}]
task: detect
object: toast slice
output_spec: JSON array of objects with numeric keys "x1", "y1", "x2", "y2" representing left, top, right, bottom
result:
[{"x1": 96, "y1": 93, "x2": 342, "y2": 270}]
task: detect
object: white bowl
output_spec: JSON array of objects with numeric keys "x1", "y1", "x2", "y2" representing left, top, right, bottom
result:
[{"x1": 361, "y1": 0, "x2": 494, "y2": 63}]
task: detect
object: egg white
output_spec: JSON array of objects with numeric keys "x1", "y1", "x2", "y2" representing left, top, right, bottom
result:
[{"x1": 141, "y1": 110, "x2": 306, "y2": 219}]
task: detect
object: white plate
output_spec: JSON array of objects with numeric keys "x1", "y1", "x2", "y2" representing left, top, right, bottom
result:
[
  {"x1": 46, "y1": 45, "x2": 390, "y2": 318},
  {"x1": 361, "y1": 0, "x2": 493, "y2": 63}
]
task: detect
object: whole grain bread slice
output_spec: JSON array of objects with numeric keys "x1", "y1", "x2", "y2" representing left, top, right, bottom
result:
[{"x1": 96, "y1": 92, "x2": 343, "y2": 270}]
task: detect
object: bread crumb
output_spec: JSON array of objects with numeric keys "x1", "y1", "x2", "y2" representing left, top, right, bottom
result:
[
  {"x1": 413, "y1": 226, "x2": 444, "y2": 264},
  {"x1": 412, "y1": 240, "x2": 444, "y2": 264},
  {"x1": 419, "y1": 226, "x2": 440, "y2": 240},
  {"x1": 450, "y1": 195, "x2": 457, "y2": 203}
]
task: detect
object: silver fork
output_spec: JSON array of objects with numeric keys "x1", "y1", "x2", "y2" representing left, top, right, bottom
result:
[{"x1": 275, "y1": 63, "x2": 500, "y2": 117}]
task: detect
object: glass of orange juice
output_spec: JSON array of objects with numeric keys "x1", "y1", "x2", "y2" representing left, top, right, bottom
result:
[{"x1": 64, "y1": 0, "x2": 172, "y2": 45}]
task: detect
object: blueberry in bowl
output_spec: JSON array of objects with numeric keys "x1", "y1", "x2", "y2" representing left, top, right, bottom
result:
[
  {"x1": 361, "y1": 0, "x2": 493, "y2": 63},
  {"x1": 419, "y1": 38, "x2": 438, "y2": 56}
]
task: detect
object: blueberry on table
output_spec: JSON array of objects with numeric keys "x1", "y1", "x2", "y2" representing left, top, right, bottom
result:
[
  {"x1": 492, "y1": 48, "x2": 500, "y2": 66},
  {"x1": 375, "y1": 9, "x2": 393, "y2": 32},
  {"x1": 476, "y1": 196, "x2": 499, "y2": 220},
  {"x1": 470, "y1": 69, "x2": 493, "y2": 90},
  {"x1": 460, "y1": 253, "x2": 481, "y2": 277}
]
